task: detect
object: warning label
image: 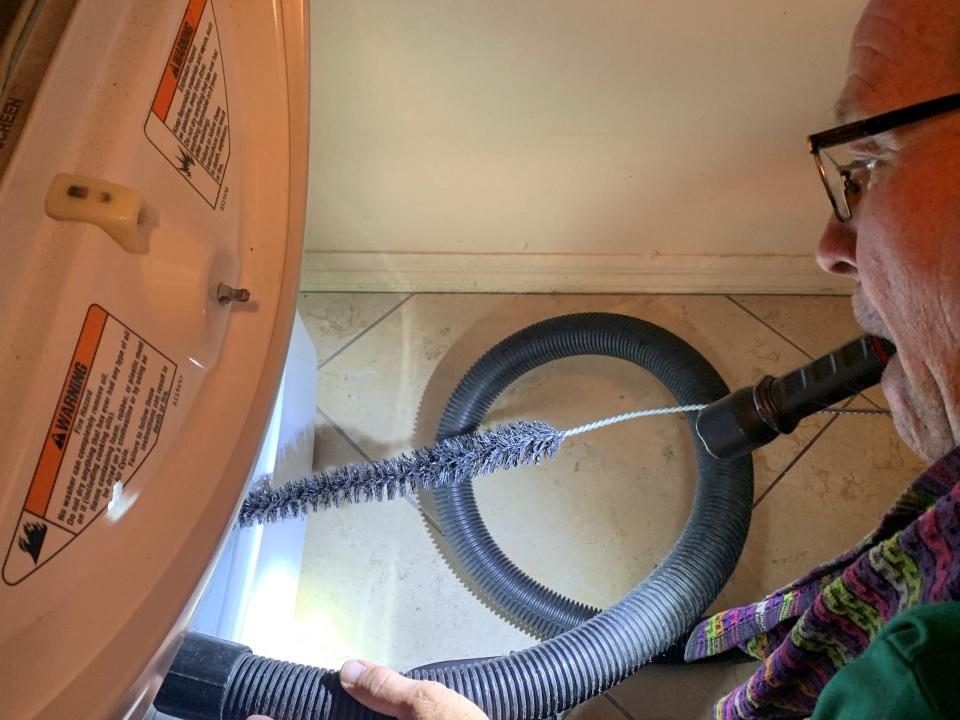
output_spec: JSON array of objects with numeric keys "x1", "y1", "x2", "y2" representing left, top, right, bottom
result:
[
  {"x1": 144, "y1": 0, "x2": 229, "y2": 208},
  {"x1": 3, "y1": 306, "x2": 177, "y2": 585}
]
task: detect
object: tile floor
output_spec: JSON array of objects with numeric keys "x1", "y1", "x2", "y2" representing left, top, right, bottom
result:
[{"x1": 290, "y1": 292, "x2": 925, "y2": 720}]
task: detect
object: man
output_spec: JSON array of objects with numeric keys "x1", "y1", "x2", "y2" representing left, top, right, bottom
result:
[
  {"x1": 680, "y1": 0, "x2": 960, "y2": 716},
  {"x1": 258, "y1": 0, "x2": 960, "y2": 717},
  {"x1": 817, "y1": 0, "x2": 960, "y2": 464}
]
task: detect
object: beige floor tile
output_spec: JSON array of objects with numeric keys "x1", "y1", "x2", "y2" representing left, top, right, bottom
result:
[
  {"x1": 297, "y1": 292, "x2": 409, "y2": 365},
  {"x1": 634, "y1": 408, "x2": 919, "y2": 718},
  {"x1": 295, "y1": 292, "x2": 922, "y2": 720},
  {"x1": 731, "y1": 294, "x2": 887, "y2": 407},
  {"x1": 312, "y1": 294, "x2": 840, "y2": 615},
  {"x1": 606, "y1": 661, "x2": 759, "y2": 720},
  {"x1": 467, "y1": 357, "x2": 699, "y2": 610},
  {"x1": 316, "y1": 293, "x2": 840, "y2": 493},
  {"x1": 291, "y1": 416, "x2": 534, "y2": 671},
  {"x1": 732, "y1": 295, "x2": 862, "y2": 356},
  {"x1": 711, "y1": 406, "x2": 927, "y2": 611}
]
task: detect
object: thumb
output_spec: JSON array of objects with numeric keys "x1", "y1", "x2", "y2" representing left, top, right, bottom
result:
[{"x1": 339, "y1": 660, "x2": 487, "y2": 720}]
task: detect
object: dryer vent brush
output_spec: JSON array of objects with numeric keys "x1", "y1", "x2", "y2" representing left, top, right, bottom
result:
[{"x1": 237, "y1": 421, "x2": 564, "y2": 527}]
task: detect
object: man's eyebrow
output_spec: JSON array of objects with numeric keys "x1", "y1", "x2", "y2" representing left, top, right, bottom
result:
[{"x1": 833, "y1": 94, "x2": 853, "y2": 125}]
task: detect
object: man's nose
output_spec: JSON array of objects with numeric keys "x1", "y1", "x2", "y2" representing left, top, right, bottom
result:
[{"x1": 815, "y1": 215, "x2": 858, "y2": 278}]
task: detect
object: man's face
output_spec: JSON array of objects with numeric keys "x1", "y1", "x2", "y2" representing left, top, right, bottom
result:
[{"x1": 816, "y1": 0, "x2": 960, "y2": 462}]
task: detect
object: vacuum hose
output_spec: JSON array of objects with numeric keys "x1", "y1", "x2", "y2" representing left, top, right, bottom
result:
[
  {"x1": 429, "y1": 313, "x2": 752, "y2": 638},
  {"x1": 156, "y1": 313, "x2": 754, "y2": 720}
]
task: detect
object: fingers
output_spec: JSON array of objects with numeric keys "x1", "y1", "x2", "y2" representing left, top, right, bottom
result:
[
  {"x1": 340, "y1": 660, "x2": 416, "y2": 716},
  {"x1": 339, "y1": 660, "x2": 488, "y2": 720}
]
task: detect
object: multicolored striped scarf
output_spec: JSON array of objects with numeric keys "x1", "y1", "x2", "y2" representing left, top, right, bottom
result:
[{"x1": 685, "y1": 445, "x2": 960, "y2": 719}]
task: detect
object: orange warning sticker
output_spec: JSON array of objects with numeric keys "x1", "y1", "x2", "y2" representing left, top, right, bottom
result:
[
  {"x1": 3, "y1": 305, "x2": 178, "y2": 585},
  {"x1": 144, "y1": 0, "x2": 230, "y2": 208},
  {"x1": 25, "y1": 305, "x2": 106, "y2": 517},
  {"x1": 151, "y1": 0, "x2": 206, "y2": 123}
]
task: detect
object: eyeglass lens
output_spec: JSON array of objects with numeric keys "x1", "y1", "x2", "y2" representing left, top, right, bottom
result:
[{"x1": 818, "y1": 141, "x2": 873, "y2": 220}]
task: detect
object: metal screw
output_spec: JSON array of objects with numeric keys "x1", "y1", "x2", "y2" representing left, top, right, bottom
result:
[{"x1": 217, "y1": 283, "x2": 250, "y2": 305}]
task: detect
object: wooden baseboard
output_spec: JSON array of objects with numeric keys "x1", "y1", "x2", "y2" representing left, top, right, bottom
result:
[{"x1": 299, "y1": 251, "x2": 855, "y2": 295}]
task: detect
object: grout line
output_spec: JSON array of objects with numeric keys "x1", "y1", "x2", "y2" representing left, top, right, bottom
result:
[
  {"x1": 752, "y1": 397, "x2": 853, "y2": 508},
  {"x1": 412, "y1": 498, "x2": 445, "y2": 535},
  {"x1": 315, "y1": 406, "x2": 375, "y2": 463},
  {"x1": 726, "y1": 295, "x2": 813, "y2": 359},
  {"x1": 315, "y1": 293, "x2": 415, "y2": 371},
  {"x1": 601, "y1": 691, "x2": 638, "y2": 720},
  {"x1": 859, "y1": 391, "x2": 885, "y2": 410},
  {"x1": 727, "y1": 295, "x2": 883, "y2": 410}
]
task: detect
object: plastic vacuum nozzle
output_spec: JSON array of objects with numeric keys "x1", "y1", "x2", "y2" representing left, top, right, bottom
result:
[{"x1": 696, "y1": 334, "x2": 896, "y2": 460}]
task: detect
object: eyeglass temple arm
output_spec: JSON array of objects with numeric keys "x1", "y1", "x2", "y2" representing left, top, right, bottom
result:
[{"x1": 808, "y1": 92, "x2": 960, "y2": 152}]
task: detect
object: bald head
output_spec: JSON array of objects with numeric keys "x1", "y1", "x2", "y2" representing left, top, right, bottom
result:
[{"x1": 838, "y1": 0, "x2": 960, "y2": 121}]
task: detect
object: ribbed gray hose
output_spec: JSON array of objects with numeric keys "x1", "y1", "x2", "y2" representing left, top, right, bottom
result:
[
  {"x1": 431, "y1": 312, "x2": 752, "y2": 639},
  {"x1": 158, "y1": 313, "x2": 753, "y2": 720}
]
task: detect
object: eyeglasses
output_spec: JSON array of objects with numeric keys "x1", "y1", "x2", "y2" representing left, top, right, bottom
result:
[{"x1": 808, "y1": 92, "x2": 960, "y2": 222}]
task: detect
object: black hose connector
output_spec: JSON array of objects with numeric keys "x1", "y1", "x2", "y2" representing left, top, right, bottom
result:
[
  {"x1": 154, "y1": 633, "x2": 252, "y2": 720},
  {"x1": 155, "y1": 632, "x2": 388, "y2": 720},
  {"x1": 696, "y1": 334, "x2": 896, "y2": 459}
]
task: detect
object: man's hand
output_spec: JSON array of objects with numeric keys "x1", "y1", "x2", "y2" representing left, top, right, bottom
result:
[{"x1": 339, "y1": 659, "x2": 488, "y2": 720}]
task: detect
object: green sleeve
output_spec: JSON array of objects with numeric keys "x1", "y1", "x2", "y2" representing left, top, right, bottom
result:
[{"x1": 813, "y1": 602, "x2": 960, "y2": 720}]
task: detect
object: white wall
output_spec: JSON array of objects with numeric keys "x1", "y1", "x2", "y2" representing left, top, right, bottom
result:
[{"x1": 304, "y1": 0, "x2": 867, "y2": 293}]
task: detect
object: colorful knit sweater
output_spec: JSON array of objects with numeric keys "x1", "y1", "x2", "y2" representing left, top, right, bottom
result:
[{"x1": 685, "y1": 445, "x2": 960, "y2": 719}]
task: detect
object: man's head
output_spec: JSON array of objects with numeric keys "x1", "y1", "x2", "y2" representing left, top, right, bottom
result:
[{"x1": 816, "y1": 0, "x2": 960, "y2": 461}]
